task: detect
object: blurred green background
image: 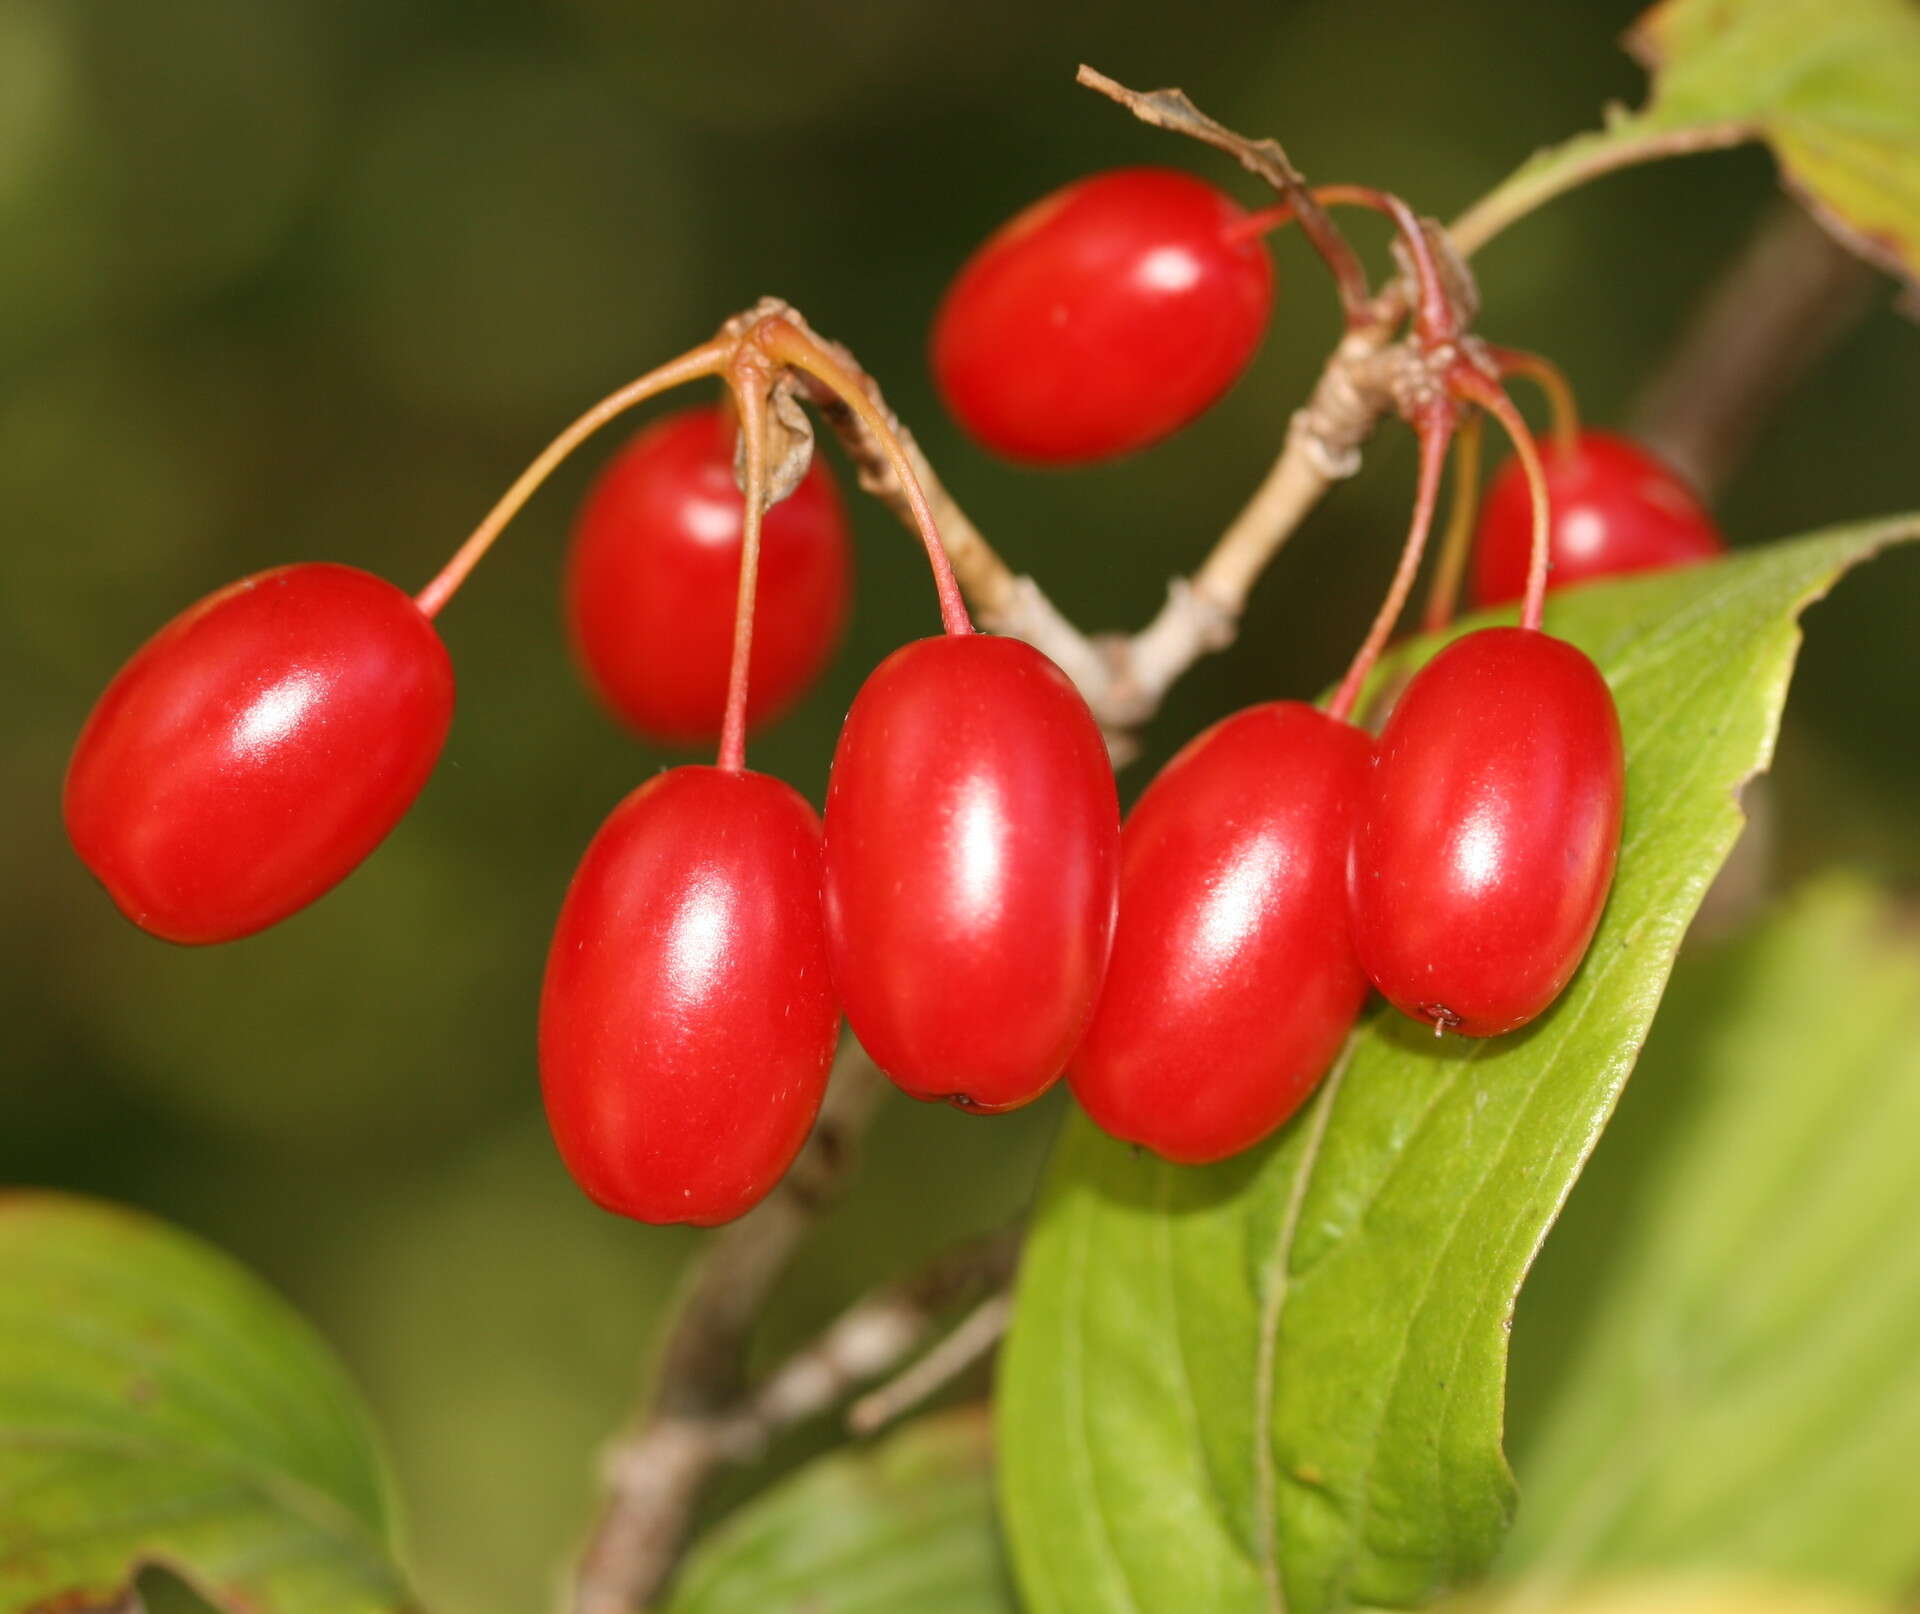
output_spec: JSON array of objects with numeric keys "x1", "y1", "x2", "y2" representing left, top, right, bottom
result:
[{"x1": 2, "y1": 2, "x2": 1915, "y2": 1609}]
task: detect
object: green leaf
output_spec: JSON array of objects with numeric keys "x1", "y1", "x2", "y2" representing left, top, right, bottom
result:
[
  {"x1": 1445, "y1": 1574, "x2": 1892, "y2": 1614},
  {"x1": 1453, "y1": 0, "x2": 1920, "y2": 290},
  {"x1": 1500, "y1": 877, "x2": 1920, "y2": 1597},
  {"x1": 997, "y1": 518, "x2": 1919, "y2": 1614},
  {"x1": 0, "y1": 1193, "x2": 412, "y2": 1614},
  {"x1": 661, "y1": 1408, "x2": 1013, "y2": 1614}
]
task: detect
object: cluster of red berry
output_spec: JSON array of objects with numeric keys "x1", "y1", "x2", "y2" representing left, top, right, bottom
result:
[{"x1": 63, "y1": 161, "x2": 1725, "y2": 1225}]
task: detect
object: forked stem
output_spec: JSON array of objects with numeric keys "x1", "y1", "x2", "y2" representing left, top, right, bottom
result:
[
  {"x1": 1313, "y1": 185, "x2": 1457, "y2": 344},
  {"x1": 751, "y1": 318, "x2": 973, "y2": 637},
  {"x1": 1453, "y1": 368, "x2": 1552, "y2": 630},
  {"x1": 1420, "y1": 411, "x2": 1484, "y2": 634},
  {"x1": 413, "y1": 340, "x2": 730, "y2": 619},
  {"x1": 715, "y1": 362, "x2": 772, "y2": 774},
  {"x1": 1327, "y1": 407, "x2": 1453, "y2": 723},
  {"x1": 1484, "y1": 346, "x2": 1580, "y2": 458},
  {"x1": 1233, "y1": 187, "x2": 1460, "y2": 346}
]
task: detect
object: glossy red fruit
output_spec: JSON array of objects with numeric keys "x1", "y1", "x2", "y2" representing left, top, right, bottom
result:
[
  {"x1": 540, "y1": 765, "x2": 838, "y2": 1226},
  {"x1": 824, "y1": 635, "x2": 1119, "y2": 1111},
  {"x1": 931, "y1": 166, "x2": 1274, "y2": 465},
  {"x1": 1350, "y1": 627, "x2": 1625, "y2": 1037},
  {"x1": 566, "y1": 404, "x2": 852, "y2": 744},
  {"x1": 65, "y1": 563, "x2": 454, "y2": 945},
  {"x1": 1069, "y1": 703, "x2": 1371, "y2": 1164},
  {"x1": 1473, "y1": 429, "x2": 1724, "y2": 606}
]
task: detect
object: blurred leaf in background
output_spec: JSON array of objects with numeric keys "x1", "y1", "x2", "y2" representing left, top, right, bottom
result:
[
  {"x1": 0, "y1": 1194, "x2": 411, "y2": 1613},
  {"x1": 661, "y1": 1407, "x2": 1014, "y2": 1614},
  {"x1": 1503, "y1": 876, "x2": 1920, "y2": 1599}
]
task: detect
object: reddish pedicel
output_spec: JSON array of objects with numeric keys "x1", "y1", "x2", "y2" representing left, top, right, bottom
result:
[
  {"x1": 1473, "y1": 430, "x2": 1723, "y2": 606},
  {"x1": 932, "y1": 167, "x2": 1274, "y2": 464},
  {"x1": 1070, "y1": 703, "x2": 1371, "y2": 1164},
  {"x1": 1349, "y1": 627, "x2": 1625, "y2": 1037},
  {"x1": 539, "y1": 766, "x2": 838, "y2": 1226},
  {"x1": 65, "y1": 562, "x2": 454, "y2": 945},
  {"x1": 566, "y1": 404, "x2": 852, "y2": 744},
  {"x1": 824, "y1": 635, "x2": 1120, "y2": 1111}
]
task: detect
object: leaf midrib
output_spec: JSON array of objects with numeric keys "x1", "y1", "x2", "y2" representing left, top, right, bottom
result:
[{"x1": 1246, "y1": 550, "x2": 1784, "y2": 1610}]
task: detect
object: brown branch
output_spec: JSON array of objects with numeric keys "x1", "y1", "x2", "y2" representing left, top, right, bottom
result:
[
  {"x1": 570, "y1": 1042, "x2": 887, "y2": 1614},
  {"x1": 846, "y1": 1288, "x2": 1013, "y2": 1436},
  {"x1": 1628, "y1": 200, "x2": 1879, "y2": 498},
  {"x1": 571, "y1": 1207, "x2": 1018, "y2": 1614}
]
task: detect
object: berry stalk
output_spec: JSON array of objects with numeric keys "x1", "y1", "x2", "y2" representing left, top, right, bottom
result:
[
  {"x1": 414, "y1": 340, "x2": 731, "y2": 620},
  {"x1": 1420, "y1": 412, "x2": 1484, "y2": 634},
  {"x1": 753, "y1": 318, "x2": 974, "y2": 638},
  {"x1": 1484, "y1": 346, "x2": 1581, "y2": 458},
  {"x1": 715, "y1": 363, "x2": 773, "y2": 774},
  {"x1": 1230, "y1": 187, "x2": 1457, "y2": 342},
  {"x1": 1452, "y1": 369, "x2": 1552, "y2": 631},
  {"x1": 1327, "y1": 407, "x2": 1453, "y2": 723}
]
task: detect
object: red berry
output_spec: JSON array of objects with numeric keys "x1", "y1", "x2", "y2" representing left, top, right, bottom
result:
[
  {"x1": 1349, "y1": 627, "x2": 1625, "y2": 1037},
  {"x1": 1069, "y1": 703, "x2": 1371, "y2": 1164},
  {"x1": 931, "y1": 167, "x2": 1274, "y2": 465},
  {"x1": 539, "y1": 765, "x2": 838, "y2": 1226},
  {"x1": 565, "y1": 404, "x2": 852, "y2": 745},
  {"x1": 1473, "y1": 429, "x2": 1724, "y2": 606},
  {"x1": 65, "y1": 563, "x2": 454, "y2": 945},
  {"x1": 823, "y1": 635, "x2": 1119, "y2": 1111}
]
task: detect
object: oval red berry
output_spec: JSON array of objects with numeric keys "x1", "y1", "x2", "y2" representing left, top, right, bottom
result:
[
  {"x1": 1349, "y1": 627, "x2": 1625, "y2": 1038},
  {"x1": 65, "y1": 562, "x2": 454, "y2": 945},
  {"x1": 539, "y1": 765, "x2": 839, "y2": 1227},
  {"x1": 932, "y1": 167, "x2": 1274, "y2": 465},
  {"x1": 1473, "y1": 430, "x2": 1723, "y2": 606},
  {"x1": 824, "y1": 635, "x2": 1120, "y2": 1111},
  {"x1": 1070, "y1": 702, "x2": 1371, "y2": 1164},
  {"x1": 566, "y1": 404, "x2": 852, "y2": 745}
]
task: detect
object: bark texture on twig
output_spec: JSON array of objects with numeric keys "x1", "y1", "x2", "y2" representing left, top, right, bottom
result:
[
  {"x1": 570, "y1": 1045, "x2": 886, "y2": 1614},
  {"x1": 847, "y1": 1289, "x2": 1013, "y2": 1436},
  {"x1": 801, "y1": 299, "x2": 1418, "y2": 755},
  {"x1": 568, "y1": 1055, "x2": 1016, "y2": 1614}
]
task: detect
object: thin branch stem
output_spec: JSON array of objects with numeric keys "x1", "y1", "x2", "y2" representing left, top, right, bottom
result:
[
  {"x1": 753, "y1": 317, "x2": 973, "y2": 636},
  {"x1": 1421, "y1": 411, "x2": 1484, "y2": 634},
  {"x1": 847, "y1": 1290, "x2": 1012, "y2": 1436},
  {"x1": 570, "y1": 1206, "x2": 1017, "y2": 1614},
  {"x1": 1314, "y1": 184, "x2": 1458, "y2": 343},
  {"x1": 1191, "y1": 331, "x2": 1407, "y2": 612},
  {"x1": 570, "y1": 1044, "x2": 887, "y2": 1614},
  {"x1": 1327, "y1": 408, "x2": 1452, "y2": 722},
  {"x1": 1455, "y1": 370, "x2": 1552, "y2": 630},
  {"x1": 1484, "y1": 346, "x2": 1581, "y2": 458},
  {"x1": 414, "y1": 341, "x2": 729, "y2": 619},
  {"x1": 1447, "y1": 121, "x2": 1755, "y2": 260},
  {"x1": 714, "y1": 358, "x2": 771, "y2": 774}
]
